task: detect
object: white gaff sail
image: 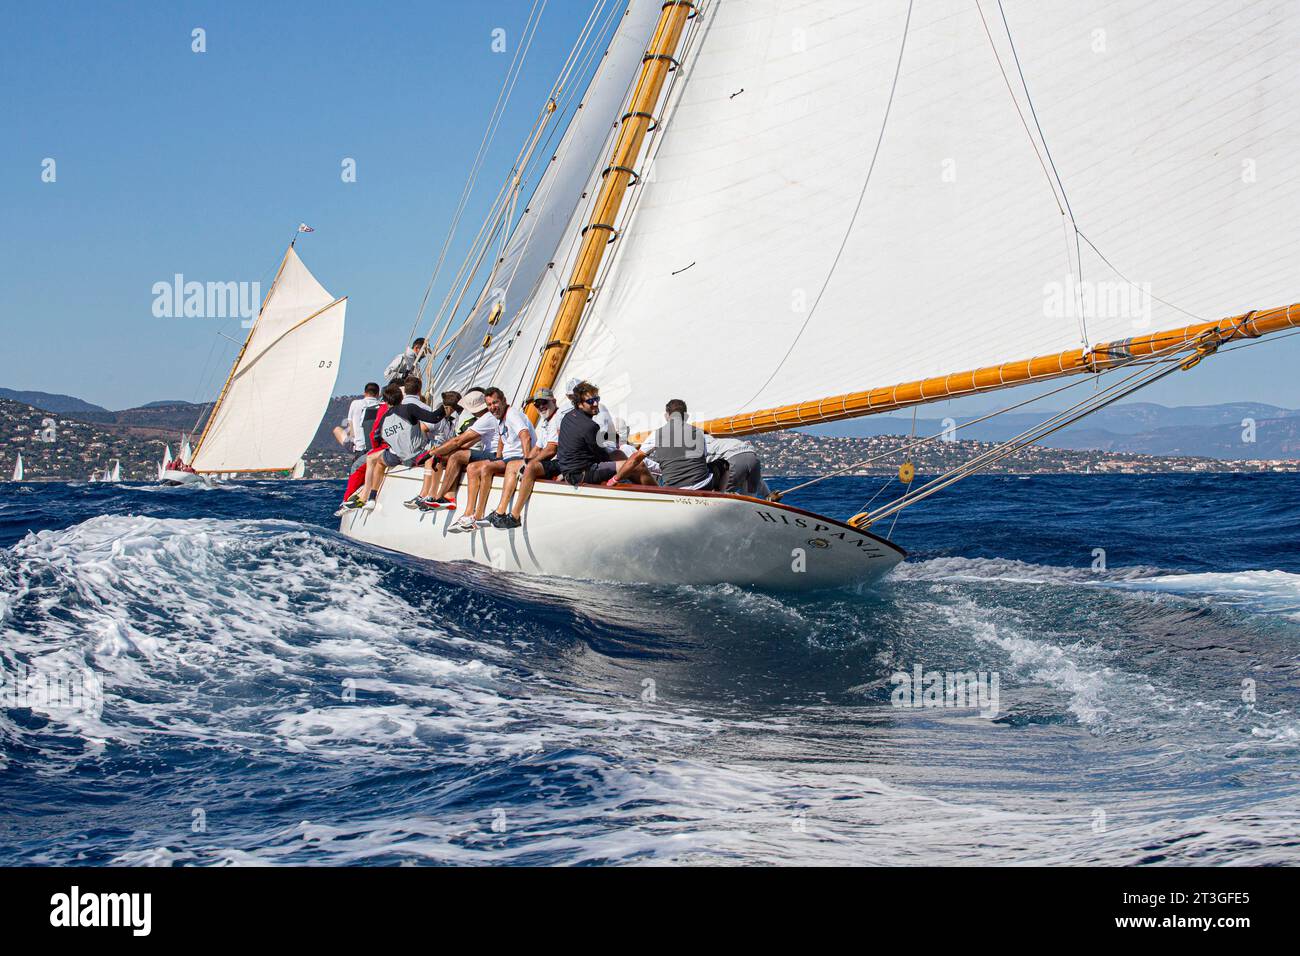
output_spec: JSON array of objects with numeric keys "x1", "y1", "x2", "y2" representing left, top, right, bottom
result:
[
  {"x1": 190, "y1": 246, "x2": 346, "y2": 474},
  {"x1": 532, "y1": 0, "x2": 1300, "y2": 436},
  {"x1": 12, "y1": 453, "x2": 22, "y2": 482}
]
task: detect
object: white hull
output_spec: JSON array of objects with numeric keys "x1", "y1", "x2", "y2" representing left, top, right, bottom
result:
[
  {"x1": 161, "y1": 469, "x2": 216, "y2": 487},
  {"x1": 339, "y1": 467, "x2": 905, "y2": 591}
]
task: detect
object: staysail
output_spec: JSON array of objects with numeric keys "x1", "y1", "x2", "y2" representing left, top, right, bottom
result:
[
  {"x1": 430, "y1": 0, "x2": 663, "y2": 403},
  {"x1": 190, "y1": 246, "x2": 346, "y2": 473},
  {"x1": 519, "y1": 0, "x2": 1300, "y2": 438}
]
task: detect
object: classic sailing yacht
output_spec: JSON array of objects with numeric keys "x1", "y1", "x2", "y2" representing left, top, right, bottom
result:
[
  {"x1": 11, "y1": 453, "x2": 22, "y2": 482},
  {"x1": 341, "y1": 0, "x2": 1300, "y2": 589},
  {"x1": 162, "y1": 243, "x2": 347, "y2": 486}
]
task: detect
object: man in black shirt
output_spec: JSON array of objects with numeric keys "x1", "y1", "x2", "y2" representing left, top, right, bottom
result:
[{"x1": 556, "y1": 382, "x2": 654, "y2": 486}]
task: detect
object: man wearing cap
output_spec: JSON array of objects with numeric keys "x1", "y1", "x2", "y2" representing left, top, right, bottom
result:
[
  {"x1": 504, "y1": 387, "x2": 562, "y2": 525},
  {"x1": 404, "y1": 390, "x2": 461, "y2": 508},
  {"x1": 413, "y1": 387, "x2": 494, "y2": 510}
]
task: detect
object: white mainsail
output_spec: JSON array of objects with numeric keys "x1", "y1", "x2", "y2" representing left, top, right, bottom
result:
[
  {"x1": 108, "y1": 460, "x2": 121, "y2": 483},
  {"x1": 431, "y1": 0, "x2": 662, "y2": 402},
  {"x1": 190, "y1": 246, "x2": 346, "y2": 473},
  {"x1": 12, "y1": 453, "x2": 22, "y2": 482},
  {"x1": 533, "y1": 0, "x2": 1300, "y2": 434},
  {"x1": 291, "y1": 458, "x2": 305, "y2": 479}
]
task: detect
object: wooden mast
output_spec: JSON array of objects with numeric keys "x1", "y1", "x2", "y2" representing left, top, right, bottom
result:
[
  {"x1": 683, "y1": 301, "x2": 1300, "y2": 439},
  {"x1": 524, "y1": 0, "x2": 696, "y2": 421}
]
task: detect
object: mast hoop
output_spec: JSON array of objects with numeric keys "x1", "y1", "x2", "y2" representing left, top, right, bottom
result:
[
  {"x1": 661, "y1": 0, "x2": 698, "y2": 17},
  {"x1": 620, "y1": 110, "x2": 660, "y2": 132},
  {"x1": 601, "y1": 164, "x2": 642, "y2": 186},
  {"x1": 581, "y1": 222, "x2": 620, "y2": 244},
  {"x1": 642, "y1": 52, "x2": 681, "y2": 71}
]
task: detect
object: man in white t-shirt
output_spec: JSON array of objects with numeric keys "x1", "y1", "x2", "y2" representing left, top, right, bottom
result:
[
  {"x1": 421, "y1": 388, "x2": 492, "y2": 509},
  {"x1": 451, "y1": 387, "x2": 536, "y2": 532},
  {"x1": 506, "y1": 387, "x2": 563, "y2": 526},
  {"x1": 333, "y1": 383, "x2": 381, "y2": 452}
]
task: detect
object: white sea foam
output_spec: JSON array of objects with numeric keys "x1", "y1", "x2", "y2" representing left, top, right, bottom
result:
[{"x1": 1112, "y1": 569, "x2": 1300, "y2": 617}]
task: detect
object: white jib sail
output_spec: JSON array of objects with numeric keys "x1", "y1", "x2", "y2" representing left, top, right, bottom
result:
[
  {"x1": 191, "y1": 246, "x2": 346, "y2": 473},
  {"x1": 12, "y1": 454, "x2": 22, "y2": 482},
  {"x1": 432, "y1": 0, "x2": 663, "y2": 404},
  {"x1": 550, "y1": 0, "x2": 1300, "y2": 434}
]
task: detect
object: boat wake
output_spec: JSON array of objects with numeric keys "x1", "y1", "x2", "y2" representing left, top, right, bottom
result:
[{"x1": 1, "y1": 513, "x2": 1297, "y2": 865}]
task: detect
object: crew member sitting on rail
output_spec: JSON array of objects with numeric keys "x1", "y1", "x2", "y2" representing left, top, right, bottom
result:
[
  {"x1": 402, "y1": 375, "x2": 431, "y2": 410},
  {"x1": 609, "y1": 399, "x2": 714, "y2": 490},
  {"x1": 338, "y1": 384, "x2": 447, "y2": 513},
  {"x1": 558, "y1": 382, "x2": 656, "y2": 487},
  {"x1": 404, "y1": 390, "x2": 461, "y2": 509},
  {"x1": 417, "y1": 388, "x2": 493, "y2": 510},
  {"x1": 505, "y1": 388, "x2": 562, "y2": 526},
  {"x1": 333, "y1": 382, "x2": 381, "y2": 452},
  {"x1": 557, "y1": 377, "x2": 620, "y2": 453},
  {"x1": 450, "y1": 387, "x2": 536, "y2": 532},
  {"x1": 705, "y1": 434, "x2": 770, "y2": 498}
]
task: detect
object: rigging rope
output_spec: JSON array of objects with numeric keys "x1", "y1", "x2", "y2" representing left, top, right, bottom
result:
[
  {"x1": 736, "y1": 0, "x2": 916, "y2": 413},
  {"x1": 420, "y1": 0, "x2": 622, "y2": 394},
  {"x1": 853, "y1": 326, "x2": 1234, "y2": 528},
  {"x1": 405, "y1": 0, "x2": 550, "y2": 354},
  {"x1": 992, "y1": 0, "x2": 1090, "y2": 348}
]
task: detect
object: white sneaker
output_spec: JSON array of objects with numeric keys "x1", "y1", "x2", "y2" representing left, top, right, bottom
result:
[
  {"x1": 449, "y1": 516, "x2": 477, "y2": 533},
  {"x1": 362, "y1": 497, "x2": 379, "y2": 512}
]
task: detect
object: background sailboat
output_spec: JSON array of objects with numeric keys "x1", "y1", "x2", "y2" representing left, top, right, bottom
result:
[
  {"x1": 163, "y1": 243, "x2": 347, "y2": 486},
  {"x1": 344, "y1": 0, "x2": 1300, "y2": 589},
  {"x1": 11, "y1": 453, "x2": 22, "y2": 482}
]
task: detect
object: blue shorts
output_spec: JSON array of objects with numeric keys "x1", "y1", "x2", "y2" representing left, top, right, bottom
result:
[{"x1": 468, "y1": 448, "x2": 493, "y2": 463}]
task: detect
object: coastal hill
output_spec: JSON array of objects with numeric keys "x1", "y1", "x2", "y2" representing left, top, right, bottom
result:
[{"x1": 3, "y1": 390, "x2": 1299, "y2": 482}]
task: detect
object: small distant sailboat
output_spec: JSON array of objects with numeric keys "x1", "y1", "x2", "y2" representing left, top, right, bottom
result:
[
  {"x1": 161, "y1": 242, "x2": 346, "y2": 486},
  {"x1": 291, "y1": 458, "x2": 306, "y2": 480},
  {"x1": 11, "y1": 453, "x2": 23, "y2": 482},
  {"x1": 108, "y1": 459, "x2": 121, "y2": 483}
]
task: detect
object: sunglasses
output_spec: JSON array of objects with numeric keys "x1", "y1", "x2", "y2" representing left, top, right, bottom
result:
[{"x1": 582, "y1": 396, "x2": 601, "y2": 406}]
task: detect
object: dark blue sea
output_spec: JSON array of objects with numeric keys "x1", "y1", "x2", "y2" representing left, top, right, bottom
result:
[{"x1": 1, "y1": 474, "x2": 1296, "y2": 865}]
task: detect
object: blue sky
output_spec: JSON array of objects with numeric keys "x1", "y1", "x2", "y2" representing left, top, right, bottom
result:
[{"x1": 3, "y1": 0, "x2": 1299, "y2": 415}]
